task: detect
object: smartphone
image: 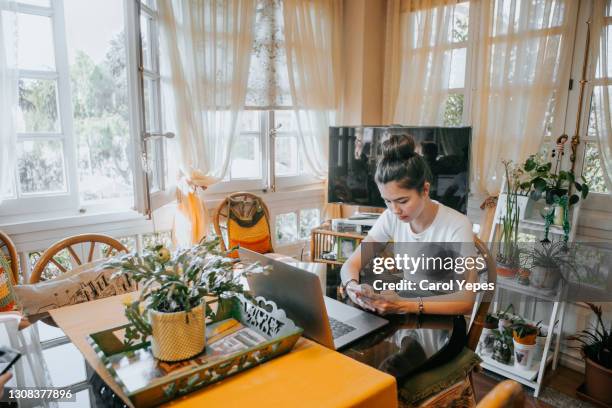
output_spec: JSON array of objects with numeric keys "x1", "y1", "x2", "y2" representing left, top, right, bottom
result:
[{"x1": 0, "y1": 346, "x2": 21, "y2": 375}]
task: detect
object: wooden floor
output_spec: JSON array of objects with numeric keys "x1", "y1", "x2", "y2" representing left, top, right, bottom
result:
[{"x1": 472, "y1": 366, "x2": 585, "y2": 407}]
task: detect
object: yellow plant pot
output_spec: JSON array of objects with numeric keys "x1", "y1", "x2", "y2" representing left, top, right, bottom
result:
[{"x1": 149, "y1": 302, "x2": 206, "y2": 362}]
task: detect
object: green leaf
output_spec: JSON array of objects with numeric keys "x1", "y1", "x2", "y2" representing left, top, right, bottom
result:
[
  {"x1": 569, "y1": 194, "x2": 579, "y2": 206},
  {"x1": 574, "y1": 182, "x2": 582, "y2": 192},
  {"x1": 524, "y1": 157, "x2": 536, "y2": 171},
  {"x1": 581, "y1": 184, "x2": 589, "y2": 199}
]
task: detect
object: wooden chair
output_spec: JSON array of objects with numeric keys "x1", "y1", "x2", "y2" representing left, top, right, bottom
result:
[
  {"x1": 213, "y1": 192, "x2": 274, "y2": 254},
  {"x1": 0, "y1": 230, "x2": 19, "y2": 284},
  {"x1": 29, "y1": 234, "x2": 127, "y2": 284},
  {"x1": 476, "y1": 380, "x2": 524, "y2": 408},
  {"x1": 398, "y1": 235, "x2": 497, "y2": 407}
]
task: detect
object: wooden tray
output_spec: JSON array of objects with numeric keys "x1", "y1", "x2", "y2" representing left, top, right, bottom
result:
[{"x1": 87, "y1": 295, "x2": 302, "y2": 408}]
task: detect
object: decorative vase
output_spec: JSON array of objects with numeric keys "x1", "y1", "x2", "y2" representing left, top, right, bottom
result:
[
  {"x1": 492, "y1": 336, "x2": 513, "y2": 365},
  {"x1": 530, "y1": 266, "x2": 561, "y2": 289},
  {"x1": 513, "y1": 339, "x2": 536, "y2": 371},
  {"x1": 479, "y1": 327, "x2": 496, "y2": 356},
  {"x1": 584, "y1": 357, "x2": 612, "y2": 405},
  {"x1": 149, "y1": 302, "x2": 206, "y2": 362}
]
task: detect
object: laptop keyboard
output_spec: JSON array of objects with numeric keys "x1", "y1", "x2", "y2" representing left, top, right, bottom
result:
[{"x1": 329, "y1": 317, "x2": 356, "y2": 339}]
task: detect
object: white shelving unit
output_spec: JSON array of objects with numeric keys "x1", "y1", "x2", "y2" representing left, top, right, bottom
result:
[{"x1": 480, "y1": 184, "x2": 579, "y2": 398}]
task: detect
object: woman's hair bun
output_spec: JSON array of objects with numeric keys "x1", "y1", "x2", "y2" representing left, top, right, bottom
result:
[{"x1": 380, "y1": 134, "x2": 416, "y2": 161}]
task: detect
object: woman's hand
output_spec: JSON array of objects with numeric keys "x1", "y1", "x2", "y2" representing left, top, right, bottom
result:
[{"x1": 355, "y1": 291, "x2": 414, "y2": 315}]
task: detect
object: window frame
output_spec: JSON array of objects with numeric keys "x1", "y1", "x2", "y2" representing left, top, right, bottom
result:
[{"x1": 1, "y1": 0, "x2": 80, "y2": 217}]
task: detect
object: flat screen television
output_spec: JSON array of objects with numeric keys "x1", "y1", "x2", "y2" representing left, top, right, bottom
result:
[{"x1": 328, "y1": 126, "x2": 471, "y2": 214}]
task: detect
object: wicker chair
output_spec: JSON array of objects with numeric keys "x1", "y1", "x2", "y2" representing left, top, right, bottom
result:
[
  {"x1": 213, "y1": 192, "x2": 275, "y2": 255},
  {"x1": 0, "y1": 230, "x2": 19, "y2": 284},
  {"x1": 398, "y1": 235, "x2": 497, "y2": 407},
  {"x1": 29, "y1": 234, "x2": 127, "y2": 283}
]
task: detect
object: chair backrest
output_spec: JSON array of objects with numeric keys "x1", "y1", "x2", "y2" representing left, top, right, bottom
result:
[
  {"x1": 467, "y1": 234, "x2": 497, "y2": 351},
  {"x1": 476, "y1": 380, "x2": 524, "y2": 408},
  {"x1": 29, "y1": 234, "x2": 127, "y2": 283},
  {"x1": 213, "y1": 192, "x2": 274, "y2": 255},
  {"x1": 0, "y1": 230, "x2": 19, "y2": 284}
]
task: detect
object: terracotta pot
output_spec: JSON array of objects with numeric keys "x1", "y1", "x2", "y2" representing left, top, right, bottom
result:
[
  {"x1": 497, "y1": 263, "x2": 517, "y2": 278},
  {"x1": 149, "y1": 302, "x2": 206, "y2": 362},
  {"x1": 585, "y1": 357, "x2": 612, "y2": 404}
]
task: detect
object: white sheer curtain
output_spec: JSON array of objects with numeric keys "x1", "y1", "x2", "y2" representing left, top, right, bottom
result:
[
  {"x1": 472, "y1": 0, "x2": 578, "y2": 195},
  {"x1": 0, "y1": 1, "x2": 18, "y2": 204},
  {"x1": 591, "y1": 0, "x2": 612, "y2": 191},
  {"x1": 283, "y1": 0, "x2": 342, "y2": 179},
  {"x1": 159, "y1": 0, "x2": 255, "y2": 245},
  {"x1": 383, "y1": 0, "x2": 467, "y2": 125}
]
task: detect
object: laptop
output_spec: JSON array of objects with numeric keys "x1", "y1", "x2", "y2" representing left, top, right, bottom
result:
[{"x1": 239, "y1": 248, "x2": 388, "y2": 350}]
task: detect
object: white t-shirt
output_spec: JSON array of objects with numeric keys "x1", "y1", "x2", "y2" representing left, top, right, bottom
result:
[{"x1": 367, "y1": 202, "x2": 474, "y2": 243}]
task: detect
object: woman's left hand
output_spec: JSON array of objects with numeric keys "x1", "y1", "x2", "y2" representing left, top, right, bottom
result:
[{"x1": 356, "y1": 291, "x2": 412, "y2": 315}]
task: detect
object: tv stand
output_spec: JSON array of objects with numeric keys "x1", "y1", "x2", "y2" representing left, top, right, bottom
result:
[{"x1": 348, "y1": 212, "x2": 381, "y2": 221}]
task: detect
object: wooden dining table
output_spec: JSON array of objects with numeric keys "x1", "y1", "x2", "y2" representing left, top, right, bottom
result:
[{"x1": 48, "y1": 294, "x2": 398, "y2": 408}]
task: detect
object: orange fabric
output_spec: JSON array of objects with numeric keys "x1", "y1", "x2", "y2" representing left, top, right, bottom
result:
[
  {"x1": 50, "y1": 294, "x2": 398, "y2": 408},
  {"x1": 227, "y1": 216, "x2": 273, "y2": 256},
  {"x1": 173, "y1": 188, "x2": 208, "y2": 247},
  {"x1": 0, "y1": 264, "x2": 16, "y2": 312}
]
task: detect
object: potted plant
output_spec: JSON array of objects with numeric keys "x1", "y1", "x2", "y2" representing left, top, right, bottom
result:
[
  {"x1": 496, "y1": 304, "x2": 516, "y2": 332},
  {"x1": 512, "y1": 322, "x2": 538, "y2": 370},
  {"x1": 479, "y1": 314, "x2": 499, "y2": 356},
  {"x1": 106, "y1": 237, "x2": 248, "y2": 362},
  {"x1": 492, "y1": 329, "x2": 513, "y2": 365},
  {"x1": 497, "y1": 161, "x2": 524, "y2": 278},
  {"x1": 522, "y1": 153, "x2": 590, "y2": 243},
  {"x1": 526, "y1": 240, "x2": 578, "y2": 290},
  {"x1": 569, "y1": 303, "x2": 612, "y2": 405}
]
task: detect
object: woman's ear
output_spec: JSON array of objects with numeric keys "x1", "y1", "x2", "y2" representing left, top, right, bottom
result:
[{"x1": 422, "y1": 182, "x2": 431, "y2": 197}]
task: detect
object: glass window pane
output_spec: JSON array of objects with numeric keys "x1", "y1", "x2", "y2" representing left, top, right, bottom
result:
[
  {"x1": 276, "y1": 212, "x2": 297, "y2": 245},
  {"x1": 142, "y1": 231, "x2": 173, "y2": 249},
  {"x1": 17, "y1": 139, "x2": 67, "y2": 194},
  {"x1": 595, "y1": 25, "x2": 612, "y2": 79},
  {"x1": 140, "y1": 14, "x2": 153, "y2": 71},
  {"x1": 17, "y1": 13, "x2": 55, "y2": 70},
  {"x1": 17, "y1": 0, "x2": 50, "y2": 6},
  {"x1": 448, "y1": 48, "x2": 466, "y2": 89},
  {"x1": 299, "y1": 208, "x2": 320, "y2": 240},
  {"x1": 582, "y1": 142, "x2": 609, "y2": 194},
  {"x1": 275, "y1": 136, "x2": 298, "y2": 176},
  {"x1": 239, "y1": 110, "x2": 260, "y2": 132},
  {"x1": 143, "y1": 77, "x2": 158, "y2": 132},
  {"x1": 231, "y1": 135, "x2": 261, "y2": 179},
  {"x1": 451, "y1": 3, "x2": 469, "y2": 43},
  {"x1": 17, "y1": 78, "x2": 60, "y2": 133},
  {"x1": 65, "y1": 0, "x2": 134, "y2": 204},
  {"x1": 274, "y1": 110, "x2": 295, "y2": 132},
  {"x1": 442, "y1": 93, "x2": 464, "y2": 126},
  {"x1": 118, "y1": 236, "x2": 137, "y2": 252}
]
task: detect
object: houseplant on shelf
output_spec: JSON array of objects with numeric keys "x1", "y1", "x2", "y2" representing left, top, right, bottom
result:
[
  {"x1": 105, "y1": 236, "x2": 252, "y2": 362},
  {"x1": 512, "y1": 322, "x2": 538, "y2": 371},
  {"x1": 496, "y1": 161, "x2": 525, "y2": 278},
  {"x1": 525, "y1": 240, "x2": 578, "y2": 290},
  {"x1": 522, "y1": 153, "x2": 590, "y2": 243},
  {"x1": 569, "y1": 303, "x2": 612, "y2": 405}
]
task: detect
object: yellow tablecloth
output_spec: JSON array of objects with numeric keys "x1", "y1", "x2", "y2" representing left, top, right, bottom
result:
[{"x1": 49, "y1": 295, "x2": 397, "y2": 408}]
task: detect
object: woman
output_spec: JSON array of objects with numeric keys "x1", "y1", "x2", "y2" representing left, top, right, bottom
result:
[{"x1": 340, "y1": 133, "x2": 477, "y2": 316}]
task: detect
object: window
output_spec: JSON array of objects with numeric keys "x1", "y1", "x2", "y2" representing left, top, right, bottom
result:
[
  {"x1": 2, "y1": 0, "x2": 138, "y2": 217},
  {"x1": 581, "y1": 4, "x2": 612, "y2": 194},
  {"x1": 222, "y1": 0, "x2": 315, "y2": 192}
]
